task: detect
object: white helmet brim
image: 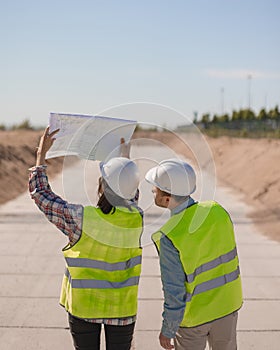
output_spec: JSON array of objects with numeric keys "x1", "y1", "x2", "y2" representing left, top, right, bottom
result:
[{"x1": 145, "y1": 158, "x2": 196, "y2": 196}]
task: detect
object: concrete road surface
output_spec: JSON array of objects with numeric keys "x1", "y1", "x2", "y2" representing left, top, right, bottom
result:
[{"x1": 0, "y1": 142, "x2": 280, "y2": 349}]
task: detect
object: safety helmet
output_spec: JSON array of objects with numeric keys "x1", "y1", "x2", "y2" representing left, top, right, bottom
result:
[
  {"x1": 145, "y1": 158, "x2": 196, "y2": 196},
  {"x1": 100, "y1": 157, "x2": 139, "y2": 200}
]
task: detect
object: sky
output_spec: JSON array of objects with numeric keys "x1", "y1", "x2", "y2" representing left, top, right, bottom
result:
[{"x1": 1, "y1": 0, "x2": 280, "y2": 128}]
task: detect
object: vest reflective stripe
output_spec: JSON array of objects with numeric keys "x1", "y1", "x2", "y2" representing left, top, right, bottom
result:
[
  {"x1": 186, "y1": 247, "x2": 237, "y2": 283},
  {"x1": 186, "y1": 266, "x2": 240, "y2": 302},
  {"x1": 65, "y1": 268, "x2": 140, "y2": 289},
  {"x1": 65, "y1": 255, "x2": 142, "y2": 271}
]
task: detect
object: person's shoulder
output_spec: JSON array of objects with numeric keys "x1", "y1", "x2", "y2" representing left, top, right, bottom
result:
[
  {"x1": 198, "y1": 201, "x2": 231, "y2": 221},
  {"x1": 198, "y1": 200, "x2": 217, "y2": 207},
  {"x1": 196, "y1": 200, "x2": 227, "y2": 212},
  {"x1": 129, "y1": 203, "x2": 144, "y2": 218},
  {"x1": 83, "y1": 205, "x2": 97, "y2": 214}
]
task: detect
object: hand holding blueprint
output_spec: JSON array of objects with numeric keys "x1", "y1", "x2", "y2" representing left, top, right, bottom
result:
[{"x1": 46, "y1": 113, "x2": 137, "y2": 161}]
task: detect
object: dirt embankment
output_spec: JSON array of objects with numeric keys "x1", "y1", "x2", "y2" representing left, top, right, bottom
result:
[
  {"x1": 0, "y1": 129, "x2": 279, "y2": 242},
  {"x1": 204, "y1": 136, "x2": 280, "y2": 243},
  {"x1": 0, "y1": 130, "x2": 63, "y2": 205}
]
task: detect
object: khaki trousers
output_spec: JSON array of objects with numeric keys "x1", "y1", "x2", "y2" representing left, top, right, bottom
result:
[{"x1": 174, "y1": 312, "x2": 238, "y2": 350}]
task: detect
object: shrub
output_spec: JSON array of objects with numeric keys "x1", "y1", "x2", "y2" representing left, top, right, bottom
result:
[{"x1": 12, "y1": 119, "x2": 33, "y2": 130}]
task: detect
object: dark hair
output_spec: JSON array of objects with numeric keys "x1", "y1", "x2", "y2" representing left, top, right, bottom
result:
[
  {"x1": 97, "y1": 177, "x2": 135, "y2": 214},
  {"x1": 97, "y1": 193, "x2": 115, "y2": 214}
]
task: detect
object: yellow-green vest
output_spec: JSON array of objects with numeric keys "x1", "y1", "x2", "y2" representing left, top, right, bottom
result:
[
  {"x1": 152, "y1": 201, "x2": 243, "y2": 328},
  {"x1": 60, "y1": 205, "x2": 143, "y2": 319}
]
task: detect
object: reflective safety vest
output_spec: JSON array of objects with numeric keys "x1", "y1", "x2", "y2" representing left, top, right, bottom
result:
[
  {"x1": 60, "y1": 205, "x2": 143, "y2": 319},
  {"x1": 152, "y1": 201, "x2": 243, "y2": 328}
]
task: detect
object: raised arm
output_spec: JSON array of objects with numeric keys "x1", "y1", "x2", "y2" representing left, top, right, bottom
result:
[
  {"x1": 29, "y1": 127, "x2": 83, "y2": 244},
  {"x1": 36, "y1": 126, "x2": 59, "y2": 166}
]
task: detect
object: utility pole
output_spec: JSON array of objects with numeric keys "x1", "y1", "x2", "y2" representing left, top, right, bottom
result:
[
  {"x1": 247, "y1": 74, "x2": 252, "y2": 110},
  {"x1": 264, "y1": 93, "x2": 267, "y2": 110},
  {"x1": 221, "y1": 87, "x2": 225, "y2": 115}
]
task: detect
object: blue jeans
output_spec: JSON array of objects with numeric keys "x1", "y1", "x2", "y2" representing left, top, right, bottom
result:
[{"x1": 68, "y1": 314, "x2": 135, "y2": 350}]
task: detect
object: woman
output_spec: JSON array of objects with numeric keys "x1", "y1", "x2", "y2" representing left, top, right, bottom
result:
[{"x1": 29, "y1": 127, "x2": 143, "y2": 350}]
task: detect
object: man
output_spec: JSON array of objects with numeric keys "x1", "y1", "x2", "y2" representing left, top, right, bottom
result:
[{"x1": 145, "y1": 158, "x2": 243, "y2": 350}]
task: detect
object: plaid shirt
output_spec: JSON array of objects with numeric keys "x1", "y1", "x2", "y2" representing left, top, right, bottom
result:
[{"x1": 29, "y1": 165, "x2": 136, "y2": 326}]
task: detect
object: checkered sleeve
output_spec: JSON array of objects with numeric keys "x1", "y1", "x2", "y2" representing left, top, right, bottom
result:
[{"x1": 29, "y1": 165, "x2": 83, "y2": 244}]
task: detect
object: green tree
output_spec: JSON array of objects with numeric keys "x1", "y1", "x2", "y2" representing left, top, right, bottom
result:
[
  {"x1": 268, "y1": 106, "x2": 280, "y2": 120},
  {"x1": 12, "y1": 119, "x2": 33, "y2": 130},
  {"x1": 257, "y1": 108, "x2": 268, "y2": 120},
  {"x1": 240, "y1": 109, "x2": 255, "y2": 121},
  {"x1": 231, "y1": 110, "x2": 242, "y2": 121},
  {"x1": 218, "y1": 114, "x2": 230, "y2": 123},
  {"x1": 212, "y1": 115, "x2": 218, "y2": 123},
  {"x1": 201, "y1": 114, "x2": 210, "y2": 124}
]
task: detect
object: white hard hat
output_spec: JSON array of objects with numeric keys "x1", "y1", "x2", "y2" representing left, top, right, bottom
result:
[
  {"x1": 100, "y1": 157, "x2": 139, "y2": 200},
  {"x1": 145, "y1": 158, "x2": 196, "y2": 196}
]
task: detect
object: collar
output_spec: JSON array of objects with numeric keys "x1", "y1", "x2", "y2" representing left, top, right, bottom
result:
[{"x1": 170, "y1": 197, "x2": 197, "y2": 216}]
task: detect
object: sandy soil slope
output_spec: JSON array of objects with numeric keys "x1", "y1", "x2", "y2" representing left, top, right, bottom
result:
[{"x1": 0, "y1": 130, "x2": 63, "y2": 204}]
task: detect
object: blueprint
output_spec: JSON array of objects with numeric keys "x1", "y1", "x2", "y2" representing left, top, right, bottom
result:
[{"x1": 46, "y1": 113, "x2": 137, "y2": 161}]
